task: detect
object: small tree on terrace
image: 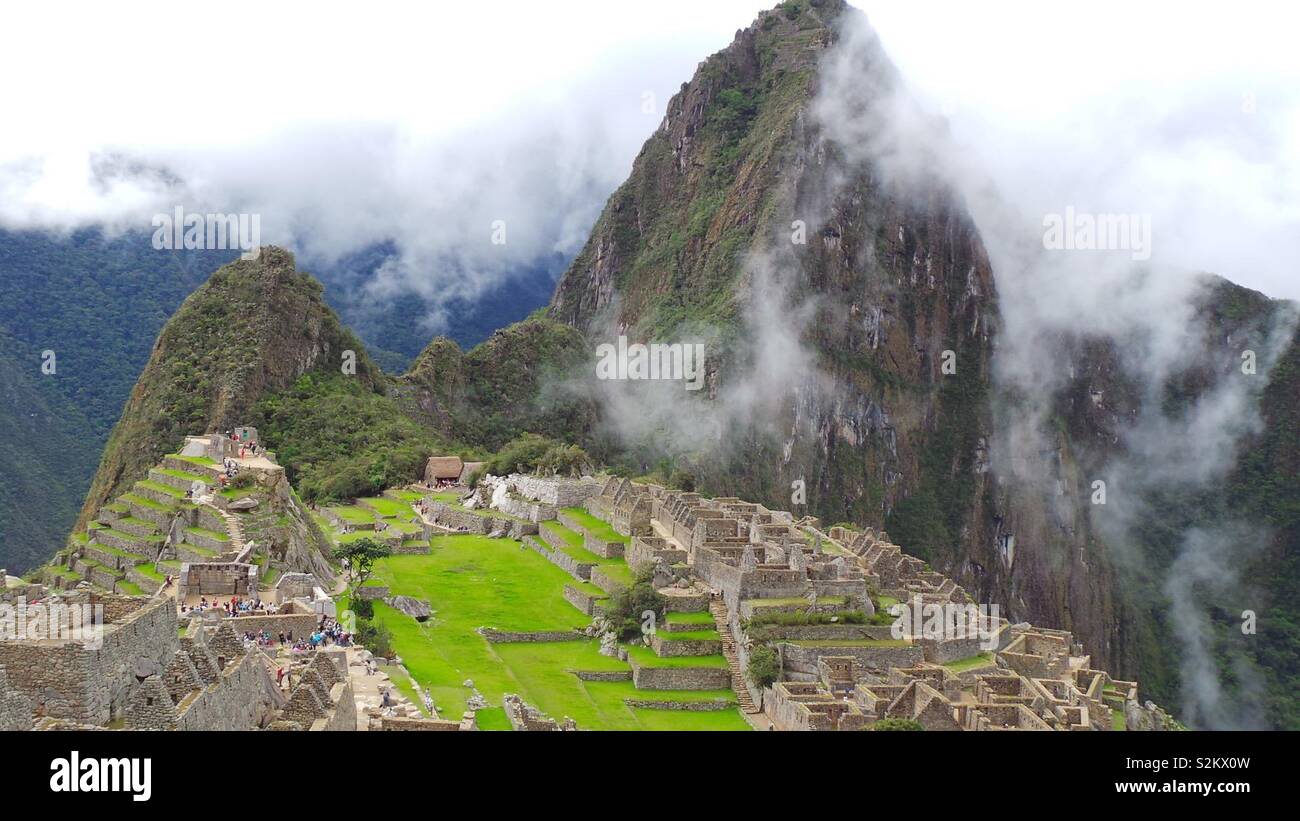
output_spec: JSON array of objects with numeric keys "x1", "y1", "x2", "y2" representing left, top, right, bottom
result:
[{"x1": 334, "y1": 537, "x2": 392, "y2": 597}]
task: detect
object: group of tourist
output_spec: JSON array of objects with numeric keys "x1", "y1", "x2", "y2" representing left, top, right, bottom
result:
[
  {"x1": 226, "y1": 429, "x2": 263, "y2": 460},
  {"x1": 312, "y1": 616, "x2": 352, "y2": 648},
  {"x1": 180, "y1": 595, "x2": 282, "y2": 617}
]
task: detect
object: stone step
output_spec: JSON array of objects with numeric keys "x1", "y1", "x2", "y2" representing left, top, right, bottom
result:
[
  {"x1": 709, "y1": 598, "x2": 760, "y2": 713},
  {"x1": 147, "y1": 467, "x2": 214, "y2": 494}
]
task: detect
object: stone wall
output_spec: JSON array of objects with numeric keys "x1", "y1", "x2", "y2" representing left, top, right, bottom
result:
[
  {"x1": 172, "y1": 650, "x2": 277, "y2": 731},
  {"x1": 563, "y1": 584, "x2": 605, "y2": 617},
  {"x1": 308, "y1": 682, "x2": 357, "y2": 731},
  {"x1": 623, "y1": 698, "x2": 735, "y2": 711},
  {"x1": 629, "y1": 661, "x2": 731, "y2": 690},
  {"x1": 477, "y1": 627, "x2": 584, "y2": 643},
  {"x1": 205, "y1": 611, "x2": 320, "y2": 639},
  {"x1": 509, "y1": 476, "x2": 602, "y2": 508},
  {"x1": 0, "y1": 595, "x2": 179, "y2": 724},
  {"x1": 0, "y1": 666, "x2": 34, "y2": 730},
  {"x1": 650, "y1": 634, "x2": 723, "y2": 657},
  {"x1": 379, "y1": 715, "x2": 466, "y2": 731},
  {"x1": 428, "y1": 502, "x2": 537, "y2": 538},
  {"x1": 496, "y1": 494, "x2": 556, "y2": 523},
  {"x1": 779, "y1": 642, "x2": 923, "y2": 679}
]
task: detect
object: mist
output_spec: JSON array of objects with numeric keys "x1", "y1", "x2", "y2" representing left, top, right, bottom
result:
[
  {"x1": 0, "y1": 0, "x2": 774, "y2": 335},
  {"x1": 822, "y1": 5, "x2": 1298, "y2": 728}
]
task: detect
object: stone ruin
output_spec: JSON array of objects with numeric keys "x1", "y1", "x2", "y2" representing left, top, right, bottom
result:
[
  {"x1": 570, "y1": 475, "x2": 1169, "y2": 732},
  {"x1": 502, "y1": 693, "x2": 578, "y2": 731}
]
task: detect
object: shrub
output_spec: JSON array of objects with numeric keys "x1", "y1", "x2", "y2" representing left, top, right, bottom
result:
[
  {"x1": 603, "y1": 563, "x2": 666, "y2": 641},
  {"x1": 228, "y1": 472, "x2": 256, "y2": 489},
  {"x1": 746, "y1": 644, "x2": 780, "y2": 688},
  {"x1": 356, "y1": 619, "x2": 393, "y2": 659},
  {"x1": 350, "y1": 598, "x2": 374, "y2": 619},
  {"x1": 483, "y1": 433, "x2": 592, "y2": 478},
  {"x1": 873, "y1": 718, "x2": 924, "y2": 731},
  {"x1": 668, "y1": 469, "x2": 696, "y2": 492}
]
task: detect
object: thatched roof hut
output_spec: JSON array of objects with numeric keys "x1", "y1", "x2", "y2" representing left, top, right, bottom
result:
[
  {"x1": 424, "y1": 456, "x2": 464, "y2": 483},
  {"x1": 458, "y1": 461, "x2": 486, "y2": 484}
]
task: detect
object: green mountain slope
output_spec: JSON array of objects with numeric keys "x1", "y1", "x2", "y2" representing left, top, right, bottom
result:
[
  {"x1": 0, "y1": 228, "x2": 235, "y2": 571},
  {"x1": 76, "y1": 247, "x2": 385, "y2": 528}
]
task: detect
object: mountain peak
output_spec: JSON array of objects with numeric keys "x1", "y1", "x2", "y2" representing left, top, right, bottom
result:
[{"x1": 76, "y1": 250, "x2": 376, "y2": 528}]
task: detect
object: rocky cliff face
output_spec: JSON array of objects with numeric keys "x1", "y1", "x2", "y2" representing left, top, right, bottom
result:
[
  {"x1": 394, "y1": 316, "x2": 596, "y2": 451},
  {"x1": 77, "y1": 247, "x2": 381, "y2": 528},
  {"x1": 545, "y1": 0, "x2": 1300, "y2": 727},
  {"x1": 551, "y1": 0, "x2": 997, "y2": 616}
]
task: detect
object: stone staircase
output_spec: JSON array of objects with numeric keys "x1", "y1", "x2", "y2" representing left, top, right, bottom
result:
[
  {"x1": 201, "y1": 499, "x2": 246, "y2": 555},
  {"x1": 710, "y1": 596, "x2": 761, "y2": 714}
]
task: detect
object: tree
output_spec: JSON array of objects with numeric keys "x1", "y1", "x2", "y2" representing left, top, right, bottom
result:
[
  {"x1": 746, "y1": 644, "x2": 780, "y2": 688},
  {"x1": 333, "y1": 537, "x2": 391, "y2": 595},
  {"x1": 603, "y1": 563, "x2": 667, "y2": 641}
]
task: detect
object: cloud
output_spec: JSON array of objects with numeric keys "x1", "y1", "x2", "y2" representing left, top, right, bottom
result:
[
  {"x1": 0, "y1": 0, "x2": 774, "y2": 328},
  {"x1": 814, "y1": 3, "x2": 1299, "y2": 727},
  {"x1": 858, "y1": 0, "x2": 1300, "y2": 301}
]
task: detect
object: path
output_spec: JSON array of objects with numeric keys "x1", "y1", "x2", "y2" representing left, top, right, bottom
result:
[{"x1": 709, "y1": 594, "x2": 770, "y2": 729}]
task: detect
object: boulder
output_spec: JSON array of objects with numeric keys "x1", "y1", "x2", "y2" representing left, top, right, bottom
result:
[{"x1": 385, "y1": 595, "x2": 432, "y2": 621}]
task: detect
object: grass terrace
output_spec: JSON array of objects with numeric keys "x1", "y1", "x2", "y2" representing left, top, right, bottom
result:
[
  {"x1": 137, "y1": 480, "x2": 184, "y2": 499},
  {"x1": 560, "y1": 507, "x2": 629, "y2": 544},
  {"x1": 624, "y1": 645, "x2": 728, "y2": 669},
  {"x1": 655, "y1": 629, "x2": 720, "y2": 642},
  {"x1": 749, "y1": 596, "x2": 846, "y2": 609},
  {"x1": 360, "y1": 496, "x2": 412, "y2": 517},
  {"x1": 542, "y1": 520, "x2": 636, "y2": 589},
  {"x1": 943, "y1": 653, "x2": 996, "y2": 673},
  {"x1": 332, "y1": 506, "x2": 378, "y2": 525},
  {"x1": 665, "y1": 611, "x2": 716, "y2": 626},
  {"x1": 171, "y1": 454, "x2": 217, "y2": 467},
  {"x1": 367, "y1": 534, "x2": 748, "y2": 730}
]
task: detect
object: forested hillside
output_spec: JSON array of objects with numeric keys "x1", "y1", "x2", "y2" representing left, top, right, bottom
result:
[{"x1": 0, "y1": 228, "x2": 234, "y2": 571}]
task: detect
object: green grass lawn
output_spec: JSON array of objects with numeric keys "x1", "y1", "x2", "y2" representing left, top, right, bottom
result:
[
  {"x1": 748, "y1": 596, "x2": 846, "y2": 608},
  {"x1": 171, "y1": 454, "x2": 216, "y2": 467},
  {"x1": 185, "y1": 526, "x2": 230, "y2": 542},
  {"x1": 943, "y1": 653, "x2": 995, "y2": 673},
  {"x1": 361, "y1": 496, "x2": 412, "y2": 517},
  {"x1": 656, "y1": 629, "x2": 720, "y2": 642},
  {"x1": 560, "y1": 507, "x2": 629, "y2": 544},
  {"x1": 156, "y1": 468, "x2": 210, "y2": 483},
  {"x1": 383, "y1": 519, "x2": 423, "y2": 535},
  {"x1": 137, "y1": 480, "x2": 184, "y2": 499},
  {"x1": 369, "y1": 535, "x2": 748, "y2": 730},
  {"x1": 624, "y1": 645, "x2": 728, "y2": 669},
  {"x1": 632, "y1": 708, "x2": 749, "y2": 731},
  {"x1": 379, "y1": 662, "x2": 429, "y2": 716},
  {"x1": 331, "y1": 505, "x2": 377, "y2": 525},
  {"x1": 665, "y1": 611, "x2": 715, "y2": 625}
]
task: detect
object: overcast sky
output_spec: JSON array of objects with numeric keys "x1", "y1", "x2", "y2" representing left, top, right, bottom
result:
[{"x1": 2, "y1": 0, "x2": 1296, "y2": 308}]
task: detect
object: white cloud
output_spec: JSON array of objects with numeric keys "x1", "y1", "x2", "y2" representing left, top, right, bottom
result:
[
  {"x1": 859, "y1": 0, "x2": 1300, "y2": 300},
  {"x1": 1, "y1": 0, "x2": 1296, "y2": 310}
]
